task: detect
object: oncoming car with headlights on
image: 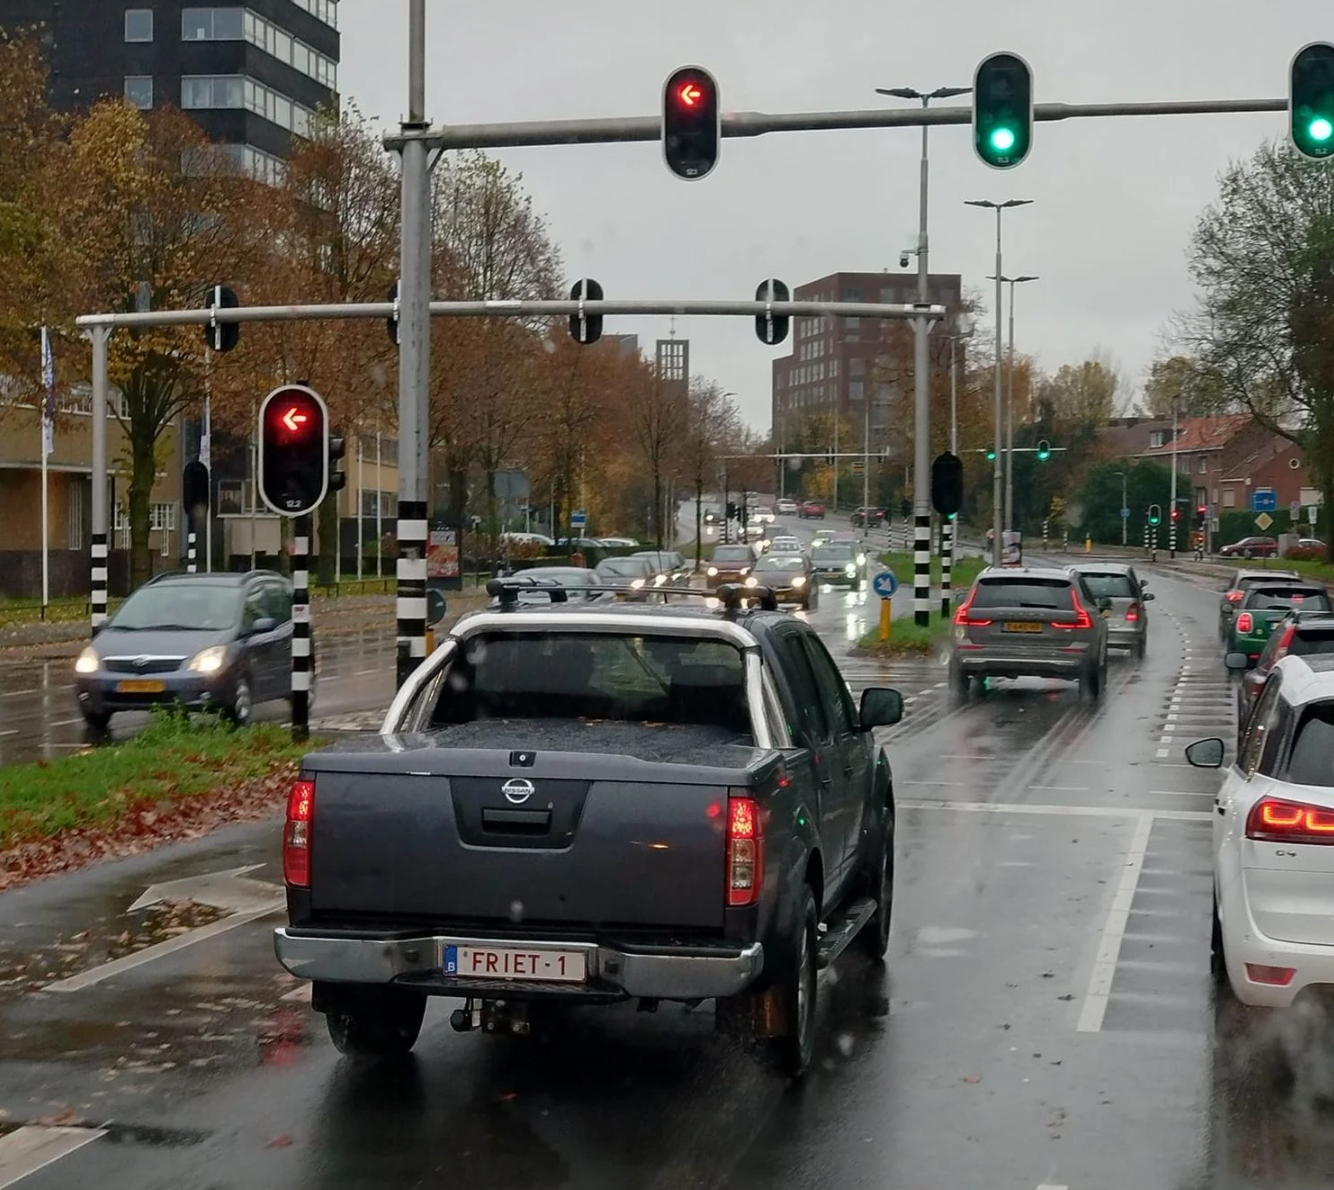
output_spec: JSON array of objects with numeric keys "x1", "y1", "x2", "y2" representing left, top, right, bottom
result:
[
  {"x1": 809, "y1": 541, "x2": 866, "y2": 590},
  {"x1": 748, "y1": 553, "x2": 816, "y2": 610},
  {"x1": 706, "y1": 543, "x2": 759, "y2": 590},
  {"x1": 73, "y1": 570, "x2": 299, "y2": 730}
]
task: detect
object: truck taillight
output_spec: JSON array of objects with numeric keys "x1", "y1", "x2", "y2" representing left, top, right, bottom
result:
[
  {"x1": 283, "y1": 778, "x2": 315, "y2": 887},
  {"x1": 1236, "y1": 612, "x2": 1254, "y2": 634},
  {"x1": 1246, "y1": 796, "x2": 1334, "y2": 845},
  {"x1": 726, "y1": 796, "x2": 763, "y2": 907}
]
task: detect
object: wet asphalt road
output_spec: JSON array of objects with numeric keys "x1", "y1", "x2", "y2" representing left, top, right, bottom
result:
[{"x1": 3, "y1": 542, "x2": 1331, "y2": 1189}]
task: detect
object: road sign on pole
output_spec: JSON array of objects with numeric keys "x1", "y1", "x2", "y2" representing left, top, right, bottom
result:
[
  {"x1": 1120, "y1": 506, "x2": 1130, "y2": 519},
  {"x1": 1310, "y1": 505, "x2": 1320, "y2": 525},
  {"x1": 872, "y1": 570, "x2": 899, "y2": 599},
  {"x1": 1255, "y1": 511, "x2": 1275, "y2": 531},
  {"x1": 571, "y1": 509, "x2": 587, "y2": 529},
  {"x1": 1251, "y1": 488, "x2": 1278, "y2": 513}
]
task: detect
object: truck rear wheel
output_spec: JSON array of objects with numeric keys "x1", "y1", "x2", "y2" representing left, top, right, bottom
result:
[
  {"x1": 772, "y1": 885, "x2": 819, "y2": 1078},
  {"x1": 856, "y1": 817, "x2": 894, "y2": 961},
  {"x1": 324, "y1": 987, "x2": 426, "y2": 1059}
]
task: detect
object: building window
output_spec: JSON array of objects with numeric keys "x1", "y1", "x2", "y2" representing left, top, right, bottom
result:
[
  {"x1": 182, "y1": 74, "x2": 244, "y2": 109},
  {"x1": 844, "y1": 287, "x2": 861, "y2": 302},
  {"x1": 124, "y1": 76, "x2": 154, "y2": 109},
  {"x1": 850, "y1": 381, "x2": 865, "y2": 403},
  {"x1": 1222, "y1": 487, "x2": 1236, "y2": 508},
  {"x1": 241, "y1": 10, "x2": 338, "y2": 88},
  {"x1": 850, "y1": 357, "x2": 864, "y2": 378},
  {"x1": 845, "y1": 317, "x2": 860, "y2": 339},
  {"x1": 1198, "y1": 456, "x2": 1208, "y2": 473},
  {"x1": 1150, "y1": 429, "x2": 1169, "y2": 448},
  {"x1": 150, "y1": 503, "x2": 177, "y2": 532},
  {"x1": 290, "y1": 0, "x2": 338, "y2": 28},
  {"x1": 124, "y1": 9, "x2": 154, "y2": 42},
  {"x1": 182, "y1": 7, "x2": 244, "y2": 40},
  {"x1": 182, "y1": 74, "x2": 315, "y2": 137}
]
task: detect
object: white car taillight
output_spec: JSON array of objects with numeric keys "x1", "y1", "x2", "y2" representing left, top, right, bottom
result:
[
  {"x1": 726, "y1": 796, "x2": 763, "y2": 907},
  {"x1": 1246, "y1": 796, "x2": 1334, "y2": 845},
  {"x1": 284, "y1": 778, "x2": 315, "y2": 887}
]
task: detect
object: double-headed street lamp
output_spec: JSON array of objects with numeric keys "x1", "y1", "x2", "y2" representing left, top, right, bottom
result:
[
  {"x1": 878, "y1": 84, "x2": 970, "y2": 625},
  {"x1": 965, "y1": 198, "x2": 1034, "y2": 566},
  {"x1": 987, "y1": 273, "x2": 1040, "y2": 534}
]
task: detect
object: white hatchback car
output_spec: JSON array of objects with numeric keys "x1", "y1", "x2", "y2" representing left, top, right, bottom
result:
[{"x1": 1188, "y1": 653, "x2": 1334, "y2": 1007}]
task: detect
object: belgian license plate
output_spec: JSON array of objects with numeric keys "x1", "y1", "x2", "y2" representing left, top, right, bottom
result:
[
  {"x1": 443, "y1": 944, "x2": 587, "y2": 983},
  {"x1": 116, "y1": 679, "x2": 166, "y2": 693},
  {"x1": 1003, "y1": 621, "x2": 1043, "y2": 634}
]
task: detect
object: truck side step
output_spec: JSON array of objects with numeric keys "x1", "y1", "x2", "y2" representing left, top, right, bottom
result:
[{"x1": 816, "y1": 897, "x2": 876, "y2": 970}]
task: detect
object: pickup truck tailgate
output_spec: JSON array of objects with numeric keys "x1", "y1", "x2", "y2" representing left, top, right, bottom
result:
[{"x1": 304, "y1": 725, "x2": 771, "y2": 932}]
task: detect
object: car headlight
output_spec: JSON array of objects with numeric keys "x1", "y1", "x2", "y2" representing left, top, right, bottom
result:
[
  {"x1": 707, "y1": 566, "x2": 718, "y2": 576},
  {"x1": 630, "y1": 578, "x2": 645, "y2": 590},
  {"x1": 654, "y1": 573, "x2": 667, "y2": 585},
  {"x1": 740, "y1": 567, "x2": 750, "y2": 575},
  {"x1": 745, "y1": 576, "x2": 758, "y2": 588},
  {"x1": 857, "y1": 553, "x2": 867, "y2": 565},
  {"x1": 845, "y1": 563, "x2": 857, "y2": 576},
  {"x1": 188, "y1": 645, "x2": 228, "y2": 674},
  {"x1": 791, "y1": 575, "x2": 806, "y2": 588},
  {"x1": 75, "y1": 646, "x2": 99, "y2": 675}
]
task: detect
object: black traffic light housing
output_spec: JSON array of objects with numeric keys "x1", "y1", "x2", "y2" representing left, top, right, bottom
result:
[
  {"x1": 973, "y1": 52, "x2": 1034, "y2": 169},
  {"x1": 258, "y1": 384, "x2": 330, "y2": 517},
  {"x1": 930, "y1": 451, "x2": 963, "y2": 517},
  {"x1": 755, "y1": 278, "x2": 790, "y2": 345},
  {"x1": 1036, "y1": 438, "x2": 1051, "y2": 461},
  {"x1": 662, "y1": 66, "x2": 720, "y2": 181},
  {"x1": 328, "y1": 434, "x2": 347, "y2": 494},
  {"x1": 569, "y1": 278, "x2": 603, "y2": 345},
  {"x1": 1291, "y1": 42, "x2": 1334, "y2": 159},
  {"x1": 387, "y1": 280, "x2": 400, "y2": 346},
  {"x1": 182, "y1": 459, "x2": 209, "y2": 512},
  {"x1": 203, "y1": 285, "x2": 240, "y2": 353},
  {"x1": 1147, "y1": 503, "x2": 1162, "y2": 526}
]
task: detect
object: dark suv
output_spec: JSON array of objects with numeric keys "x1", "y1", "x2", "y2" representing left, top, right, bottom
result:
[
  {"x1": 1233, "y1": 611, "x2": 1334, "y2": 740},
  {"x1": 74, "y1": 570, "x2": 299, "y2": 729}
]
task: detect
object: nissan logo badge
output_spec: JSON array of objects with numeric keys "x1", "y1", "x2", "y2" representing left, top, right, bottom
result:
[{"x1": 502, "y1": 778, "x2": 535, "y2": 805}]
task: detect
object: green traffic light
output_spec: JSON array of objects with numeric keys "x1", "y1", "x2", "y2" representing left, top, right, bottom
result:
[
  {"x1": 1311, "y1": 116, "x2": 1334, "y2": 142},
  {"x1": 1291, "y1": 44, "x2": 1334, "y2": 158},
  {"x1": 990, "y1": 127, "x2": 1016, "y2": 152},
  {"x1": 986, "y1": 448, "x2": 997, "y2": 461}
]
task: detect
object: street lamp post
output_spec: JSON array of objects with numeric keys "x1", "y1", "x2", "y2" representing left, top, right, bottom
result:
[
  {"x1": 1169, "y1": 395, "x2": 1180, "y2": 558},
  {"x1": 1113, "y1": 470, "x2": 1128, "y2": 546},
  {"x1": 987, "y1": 274, "x2": 1039, "y2": 533},
  {"x1": 966, "y1": 199, "x2": 1033, "y2": 566},
  {"x1": 879, "y1": 84, "x2": 970, "y2": 625},
  {"x1": 941, "y1": 313, "x2": 975, "y2": 617}
]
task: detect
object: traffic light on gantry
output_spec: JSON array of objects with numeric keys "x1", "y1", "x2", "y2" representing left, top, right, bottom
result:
[
  {"x1": 985, "y1": 446, "x2": 997, "y2": 461},
  {"x1": 973, "y1": 52, "x2": 1033, "y2": 169},
  {"x1": 258, "y1": 385, "x2": 330, "y2": 517},
  {"x1": 1291, "y1": 42, "x2": 1334, "y2": 159},
  {"x1": 663, "y1": 66, "x2": 720, "y2": 180},
  {"x1": 1036, "y1": 438, "x2": 1051, "y2": 461}
]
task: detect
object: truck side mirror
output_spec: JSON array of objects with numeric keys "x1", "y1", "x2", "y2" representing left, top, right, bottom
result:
[{"x1": 859, "y1": 687, "x2": 903, "y2": 729}]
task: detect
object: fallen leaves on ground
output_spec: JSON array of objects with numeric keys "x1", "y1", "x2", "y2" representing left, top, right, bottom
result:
[{"x1": 0, "y1": 765, "x2": 296, "y2": 892}]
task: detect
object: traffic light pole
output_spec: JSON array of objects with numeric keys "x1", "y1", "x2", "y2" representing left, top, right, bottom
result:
[
  {"x1": 395, "y1": 0, "x2": 432, "y2": 688},
  {"x1": 912, "y1": 102, "x2": 933, "y2": 628},
  {"x1": 291, "y1": 514, "x2": 312, "y2": 742},
  {"x1": 1169, "y1": 394, "x2": 1179, "y2": 559},
  {"x1": 88, "y1": 325, "x2": 110, "y2": 630}
]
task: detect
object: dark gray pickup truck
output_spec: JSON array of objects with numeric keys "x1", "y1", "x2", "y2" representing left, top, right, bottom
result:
[{"x1": 274, "y1": 582, "x2": 903, "y2": 1077}]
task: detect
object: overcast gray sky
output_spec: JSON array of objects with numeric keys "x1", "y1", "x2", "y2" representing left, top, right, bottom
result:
[{"x1": 339, "y1": 0, "x2": 1328, "y2": 430}]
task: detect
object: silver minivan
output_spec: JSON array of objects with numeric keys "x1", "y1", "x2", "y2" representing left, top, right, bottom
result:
[
  {"x1": 1071, "y1": 563, "x2": 1153, "y2": 659},
  {"x1": 947, "y1": 566, "x2": 1111, "y2": 699}
]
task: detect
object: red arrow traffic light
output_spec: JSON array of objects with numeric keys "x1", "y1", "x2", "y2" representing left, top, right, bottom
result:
[
  {"x1": 281, "y1": 406, "x2": 309, "y2": 433},
  {"x1": 663, "y1": 66, "x2": 720, "y2": 181},
  {"x1": 677, "y1": 82, "x2": 702, "y2": 107}
]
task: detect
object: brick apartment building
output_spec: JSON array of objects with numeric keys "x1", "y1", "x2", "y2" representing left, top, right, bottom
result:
[{"x1": 770, "y1": 270, "x2": 966, "y2": 462}]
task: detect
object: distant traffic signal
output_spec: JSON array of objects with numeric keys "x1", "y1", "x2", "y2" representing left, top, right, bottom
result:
[
  {"x1": 182, "y1": 459, "x2": 209, "y2": 511},
  {"x1": 1147, "y1": 504, "x2": 1162, "y2": 526},
  {"x1": 985, "y1": 446, "x2": 997, "y2": 461},
  {"x1": 258, "y1": 385, "x2": 330, "y2": 517},
  {"x1": 203, "y1": 285, "x2": 240, "y2": 353},
  {"x1": 1170, "y1": 507, "x2": 1182, "y2": 523},
  {"x1": 1036, "y1": 438, "x2": 1051, "y2": 461},
  {"x1": 930, "y1": 451, "x2": 963, "y2": 517},
  {"x1": 1291, "y1": 42, "x2": 1334, "y2": 159},
  {"x1": 973, "y1": 52, "x2": 1033, "y2": 169},
  {"x1": 662, "y1": 66, "x2": 720, "y2": 180},
  {"x1": 569, "y1": 278, "x2": 603, "y2": 345},
  {"x1": 328, "y1": 433, "x2": 347, "y2": 494},
  {"x1": 755, "y1": 278, "x2": 791, "y2": 345}
]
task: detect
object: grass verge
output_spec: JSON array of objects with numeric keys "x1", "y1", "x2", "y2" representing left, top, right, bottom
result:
[
  {"x1": 879, "y1": 550, "x2": 987, "y2": 592},
  {"x1": 856, "y1": 617, "x2": 949, "y2": 656},
  {"x1": 0, "y1": 711, "x2": 310, "y2": 849}
]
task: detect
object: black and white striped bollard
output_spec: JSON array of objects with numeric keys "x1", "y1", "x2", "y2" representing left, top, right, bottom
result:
[
  {"x1": 939, "y1": 517, "x2": 953, "y2": 619},
  {"x1": 91, "y1": 532, "x2": 108, "y2": 630},
  {"x1": 914, "y1": 511, "x2": 931, "y2": 627},
  {"x1": 396, "y1": 500, "x2": 428, "y2": 688},
  {"x1": 291, "y1": 515, "x2": 312, "y2": 742}
]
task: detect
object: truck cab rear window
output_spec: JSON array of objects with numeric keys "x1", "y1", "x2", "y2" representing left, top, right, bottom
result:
[
  {"x1": 970, "y1": 578, "x2": 1072, "y2": 610},
  {"x1": 431, "y1": 632, "x2": 752, "y2": 736}
]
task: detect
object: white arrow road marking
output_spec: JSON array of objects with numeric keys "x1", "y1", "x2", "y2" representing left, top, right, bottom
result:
[
  {"x1": 43, "y1": 865, "x2": 283, "y2": 993},
  {"x1": 0, "y1": 1126, "x2": 104, "y2": 1189},
  {"x1": 127, "y1": 864, "x2": 277, "y2": 914}
]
